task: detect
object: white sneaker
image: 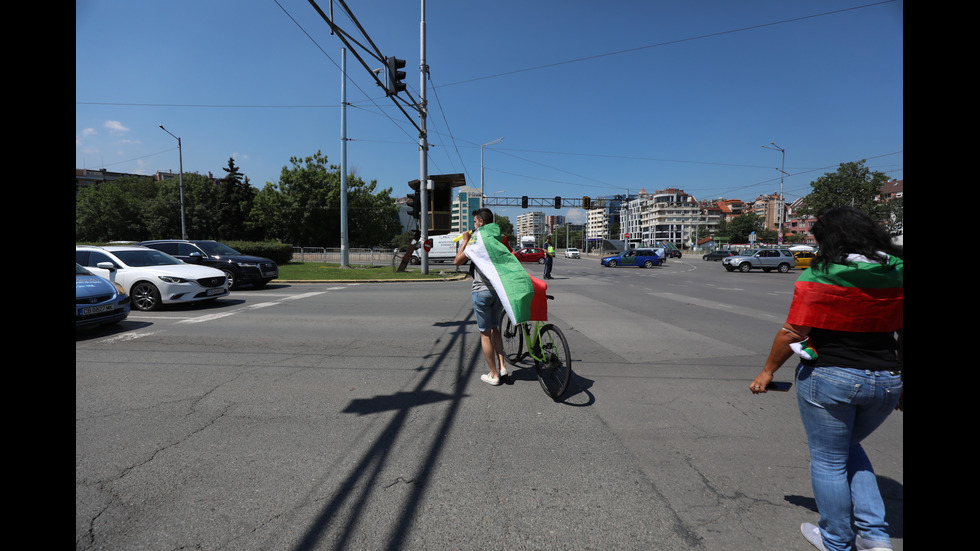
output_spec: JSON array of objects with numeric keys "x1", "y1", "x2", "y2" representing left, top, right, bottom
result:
[
  {"x1": 481, "y1": 373, "x2": 501, "y2": 386},
  {"x1": 801, "y1": 523, "x2": 827, "y2": 551},
  {"x1": 499, "y1": 366, "x2": 508, "y2": 378}
]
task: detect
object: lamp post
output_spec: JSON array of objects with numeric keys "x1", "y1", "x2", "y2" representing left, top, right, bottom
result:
[
  {"x1": 762, "y1": 141, "x2": 785, "y2": 244},
  {"x1": 159, "y1": 125, "x2": 187, "y2": 239},
  {"x1": 480, "y1": 137, "x2": 504, "y2": 203}
]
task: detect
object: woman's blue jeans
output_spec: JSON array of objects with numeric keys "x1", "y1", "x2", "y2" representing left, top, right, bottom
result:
[{"x1": 795, "y1": 364, "x2": 902, "y2": 551}]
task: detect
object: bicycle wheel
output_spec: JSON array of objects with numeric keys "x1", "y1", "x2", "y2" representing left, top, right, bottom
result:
[
  {"x1": 534, "y1": 324, "x2": 572, "y2": 400},
  {"x1": 499, "y1": 310, "x2": 525, "y2": 365}
]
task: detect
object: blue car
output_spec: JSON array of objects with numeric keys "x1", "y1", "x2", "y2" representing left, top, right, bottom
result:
[
  {"x1": 76, "y1": 263, "x2": 130, "y2": 328},
  {"x1": 600, "y1": 248, "x2": 665, "y2": 268}
]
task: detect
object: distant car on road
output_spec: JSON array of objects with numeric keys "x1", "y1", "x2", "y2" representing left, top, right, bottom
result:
[
  {"x1": 665, "y1": 249, "x2": 682, "y2": 258},
  {"x1": 703, "y1": 250, "x2": 735, "y2": 261},
  {"x1": 139, "y1": 240, "x2": 279, "y2": 290},
  {"x1": 513, "y1": 247, "x2": 547, "y2": 264},
  {"x1": 76, "y1": 245, "x2": 229, "y2": 311},
  {"x1": 793, "y1": 250, "x2": 816, "y2": 269},
  {"x1": 722, "y1": 249, "x2": 796, "y2": 273},
  {"x1": 601, "y1": 248, "x2": 664, "y2": 268},
  {"x1": 76, "y1": 263, "x2": 130, "y2": 328},
  {"x1": 564, "y1": 248, "x2": 581, "y2": 259}
]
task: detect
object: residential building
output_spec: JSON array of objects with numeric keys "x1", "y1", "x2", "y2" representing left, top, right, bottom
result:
[
  {"x1": 516, "y1": 211, "x2": 546, "y2": 244},
  {"x1": 451, "y1": 186, "x2": 483, "y2": 233}
]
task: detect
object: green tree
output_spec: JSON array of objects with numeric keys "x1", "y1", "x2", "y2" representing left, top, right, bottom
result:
[
  {"x1": 252, "y1": 151, "x2": 400, "y2": 247},
  {"x1": 723, "y1": 214, "x2": 766, "y2": 244},
  {"x1": 215, "y1": 157, "x2": 257, "y2": 240},
  {"x1": 76, "y1": 176, "x2": 158, "y2": 241},
  {"x1": 799, "y1": 160, "x2": 889, "y2": 219}
]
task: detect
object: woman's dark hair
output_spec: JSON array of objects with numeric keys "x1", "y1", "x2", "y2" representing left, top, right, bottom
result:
[{"x1": 811, "y1": 206, "x2": 902, "y2": 270}]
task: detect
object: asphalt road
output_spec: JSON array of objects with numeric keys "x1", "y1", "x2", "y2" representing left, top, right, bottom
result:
[{"x1": 76, "y1": 255, "x2": 903, "y2": 550}]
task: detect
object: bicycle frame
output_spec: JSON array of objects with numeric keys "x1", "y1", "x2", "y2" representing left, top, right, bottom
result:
[{"x1": 517, "y1": 320, "x2": 547, "y2": 362}]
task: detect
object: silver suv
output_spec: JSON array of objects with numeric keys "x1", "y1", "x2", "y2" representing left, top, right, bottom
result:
[{"x1": 722, "y1": 249, "x2": 796, "y2": 273}]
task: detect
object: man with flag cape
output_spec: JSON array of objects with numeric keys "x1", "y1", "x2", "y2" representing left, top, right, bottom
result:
[{"x1": 455, "y1": 208, "x2": 547, "y2": 386}]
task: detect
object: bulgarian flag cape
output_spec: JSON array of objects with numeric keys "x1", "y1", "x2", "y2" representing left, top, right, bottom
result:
[
  {"x1": 786, "y1": 253, "x2": 902, "y2": 332},
  {"x1": 464, "y1": 223, "x2": 548, "y2": 324}
]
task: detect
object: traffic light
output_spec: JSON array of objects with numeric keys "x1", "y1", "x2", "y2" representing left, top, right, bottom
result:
[
  {"x1": 521, "y1": 196, "x2": 528, "y2": 209},
  {"x1": 386, "y1": 56, "x2": 407, "y2": 96},
  {"x1": 554, "y1": 196, "x2": 562, "y2": 209},
  {"x1": 406, "y1": 192, "x2": 419, "y2": 219},
  {"x1": 582, "y1": 196, "x2": 591, "y2": 210}
]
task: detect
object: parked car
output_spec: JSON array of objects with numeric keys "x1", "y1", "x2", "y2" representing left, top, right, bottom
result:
[
  {"x1": 665, "y1": 249, "x2": 682, "y2": 258},
  {"x1": 601, "y1": 248, "x2": 664, "y2": 268},
  {"x1": 139, "y1": 240, "x2": 279, "y2": 290},
  {"x1": 76, "y1": 263, "x2": 130, "y2": 328},
  {"x1": 722, "y1": 249, "x2": 796, "y2": 273},
  {"x1": 793, "y1": 250, "x2": 816, "y2": 269},
  {"x1": 703, "y1": 250, "x2": 735, "y2": 261},
  {"x1": 564, "y1": 248, "x2": 581, "y2": 259},
  {"x1": 513, "y1": 247, "x2": 547, "y2": 264},
  {"x1": 75, "y1": 245, "x2": 229, "y2": 311}
]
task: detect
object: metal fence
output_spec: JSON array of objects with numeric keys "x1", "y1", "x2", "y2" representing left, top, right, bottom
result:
[{"x1": 291, "y1": 247, "x2": 395, "y2": 266}]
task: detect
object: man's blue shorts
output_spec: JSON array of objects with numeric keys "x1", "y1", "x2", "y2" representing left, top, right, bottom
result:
[{"x1": 472, "y1": 289, "x2": 503, "y2": 333}]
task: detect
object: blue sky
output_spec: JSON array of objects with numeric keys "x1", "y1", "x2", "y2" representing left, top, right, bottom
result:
[{"x1": 76, "y1": 0, "x2": 903, "y2": 225}]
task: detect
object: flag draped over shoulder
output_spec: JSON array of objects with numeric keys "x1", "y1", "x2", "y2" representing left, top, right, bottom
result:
[
  {"x1": 464, "y1": 223, "x2": 547, "y2": 324},
  {"x1": 786, "y1": 254, "x2": 902, "y2": 332}
]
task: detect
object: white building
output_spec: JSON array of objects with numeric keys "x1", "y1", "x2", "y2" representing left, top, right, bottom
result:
[{"x1": 516, "y1": 211, "x2": 546, "y2": 244}]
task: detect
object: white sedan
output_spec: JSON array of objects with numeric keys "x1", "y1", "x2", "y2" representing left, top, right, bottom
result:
[
  {"x1": 75, "y1": 245, "x2": 230, "y2": 311},
  {"x1": 564, "y1": 248, "x2": 581, "y2": 259}
]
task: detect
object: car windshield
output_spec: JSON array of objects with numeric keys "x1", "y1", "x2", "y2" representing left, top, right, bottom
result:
[
  {"x1": 76, "y1": 263, "x2": 93, "y2": 275},
  {"x1": 113, "y1": 249, "x2": 183, "y2": 267},
  {"x1": 196, "y1": 241, "x2": 241, "y2": 255}
]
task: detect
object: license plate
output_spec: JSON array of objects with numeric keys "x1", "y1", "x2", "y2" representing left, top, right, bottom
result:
[
  {"x1": 81, "y1": 304, "x2": 115, "y2": 316},
  {"x1": 206, "y1": 288, "x2": 225, "y2": 296}
]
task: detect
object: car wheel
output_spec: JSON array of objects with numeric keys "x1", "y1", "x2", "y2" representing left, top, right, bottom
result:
[
  {"x1": 538, "y1": 258, "x2": 545, "y2": 264},
  {"x1": 643, "y1": 260, "x2": 654, "y2": 268},
  {"x1": 778, "y1": 263, "x2": 790, "y2": 273},
  {"x1": 608, "y1": 260, "x2": 618, "y2": 267},
  {"x1": 703, "y1": 255, "x2": 709, "y2": 260},
  {"x1": 221, "y1": 268, "x2": 238, "y2": 290},
  {"x1": 409, "y1": 256, "x2": 420, "y2": 265},
  {"x1": 739, "y1": 263, "x2": 752, "y2": 272},
  {"x1": 131, "y1": 281, "x2": 162, "y2": 311}
]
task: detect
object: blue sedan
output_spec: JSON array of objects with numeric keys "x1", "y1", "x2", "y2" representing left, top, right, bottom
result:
[
  {"x1": 600, "y1": 248, "x2": 665, "y2": 268},
  {"x1": 76, "y1": 263, "x2": 131, "y2": 328}
]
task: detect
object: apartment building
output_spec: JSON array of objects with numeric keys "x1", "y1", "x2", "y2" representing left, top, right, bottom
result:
[
  {"x1": 516, "y1": 211, "x2": 546, "y2": 243},
  {"x1": 451, "y1": 186, "x2": 483, "y2": 233}
]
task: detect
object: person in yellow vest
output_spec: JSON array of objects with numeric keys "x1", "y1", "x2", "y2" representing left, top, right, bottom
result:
[{"x1": 543, "y1": 237, "x2": 555, "y2": 279}]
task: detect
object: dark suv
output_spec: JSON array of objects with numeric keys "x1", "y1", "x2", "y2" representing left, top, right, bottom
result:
[{"x1": 139, "y1": 240, "x2": 278, "y2": 290}]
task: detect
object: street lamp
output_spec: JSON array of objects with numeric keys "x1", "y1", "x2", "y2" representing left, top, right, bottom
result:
[
  {"x1": 480, "y1": 137, "x2": 504, "y2": 202},
  {"x1": 762, "y1": 141, "x2": 785, "y2": 244},
  {"x1": 159, "y1": 125, "x2": 187, "y2": 239}
]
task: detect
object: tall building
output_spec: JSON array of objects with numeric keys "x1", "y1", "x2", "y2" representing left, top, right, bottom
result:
[
  {"x1": 516, "y1": 211, "x2": 546, "y2": 243},
  {"x1": 451, "y1": 186, "x2": 483, "y2": 233}
]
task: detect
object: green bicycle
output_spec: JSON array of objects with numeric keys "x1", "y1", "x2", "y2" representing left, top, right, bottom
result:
[{"x1": 499, "y1": 296, "x2": 572, "y2": 400}]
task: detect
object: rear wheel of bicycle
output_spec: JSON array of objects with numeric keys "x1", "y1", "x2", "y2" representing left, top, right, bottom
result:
[
  {"x1": 534, "y1": 324, "x2": 572, "y2": 400},
  {"x1": 499, "y1": 310, "x2": 525, "y2": 365}
]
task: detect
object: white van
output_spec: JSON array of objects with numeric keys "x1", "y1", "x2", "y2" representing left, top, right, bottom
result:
[{"x1": 411, "y1": 233, "x2": 463, "y2": 264}]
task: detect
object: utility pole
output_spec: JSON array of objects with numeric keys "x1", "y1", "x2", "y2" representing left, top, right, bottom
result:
[
  {"x1": 340, "y1": 48, "x2": 349, "y2": 267},
  {"x1": 418, "y1": 0, "x2": 429, "y2": 274},
  {"x1": 762, "y1": 142, "x2": 786, "y2": 244}
]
